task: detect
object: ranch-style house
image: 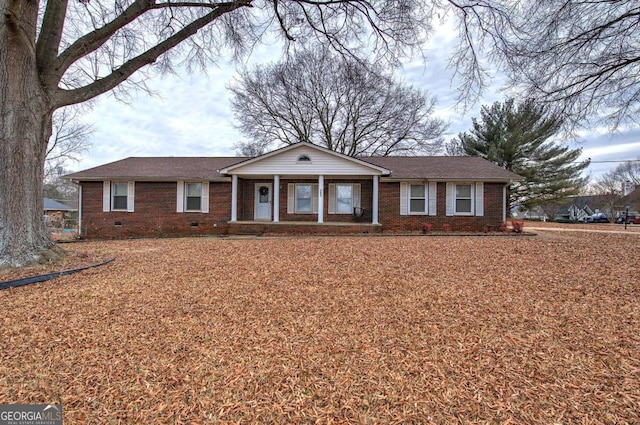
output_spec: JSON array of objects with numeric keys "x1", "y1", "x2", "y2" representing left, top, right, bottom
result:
[{"x1": 65, "y1": 142, "x2": 522, "y2": 238}]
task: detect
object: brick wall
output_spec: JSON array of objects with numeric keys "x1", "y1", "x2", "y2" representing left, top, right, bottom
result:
[
  {"x1": 379, "y1": 182, "x2": 506, "y2": 232},
  {"x1": 228, "y1": 222, "x2": 382, "y2": 236},
  {"x1": 80, "y1": 181, "x2": 231, "y2": 239},
  {"x1": 80, "y1": 179, "x2": 507, "y2": 238}
]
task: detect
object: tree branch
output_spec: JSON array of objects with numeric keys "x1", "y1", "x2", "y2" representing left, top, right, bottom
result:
[
  {"x1": 54, "y1": 1, "x2": 251, "y2": 108},
  {"x1": 273, "y1": 0, "x2": 295, "y2": 41},
  {"x1": 36, "y1": 0, "x2": 69, "y2": 90},
  {"x1": 54, "y1": 0, "x2": 155, "y2": 85}
]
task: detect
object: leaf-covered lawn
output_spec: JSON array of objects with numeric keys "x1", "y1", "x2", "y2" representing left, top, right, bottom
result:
[{"x1": 1, "y1": 231, "x2": 639, "y2": 424}]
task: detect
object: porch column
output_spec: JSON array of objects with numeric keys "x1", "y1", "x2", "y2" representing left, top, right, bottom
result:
[
  {"x1": 372, "y1": 175, "x2": 379, "y2": 225},
  {"x1": 273, "y1": 175, "x2": 280, "y2": 222},
  {"x1": 77, "y1": 185, "x2": 83, "y2": 235},
  {"x1": 318, "y1": 175, "x2": 324, "y2": 223},
  {"x1": 231, "y1": 175, "x2": 238, "y2": 222}
]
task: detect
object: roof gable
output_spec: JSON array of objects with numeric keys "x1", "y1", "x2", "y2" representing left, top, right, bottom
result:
[{"x1": 218, "y1": 142, "x2": 390, "y2": 176}]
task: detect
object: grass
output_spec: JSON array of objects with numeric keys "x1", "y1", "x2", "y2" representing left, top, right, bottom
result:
[{"x1": 1, "y1": 229, "x2": 639, "y2": 423}]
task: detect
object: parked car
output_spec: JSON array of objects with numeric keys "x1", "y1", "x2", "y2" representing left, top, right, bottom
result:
[
  {"x1": 616, "y1": 214, "x2": 640, "y2": 224},
  {"x1": 586, "y1": 213, "x2": 610, "y2": 223}
]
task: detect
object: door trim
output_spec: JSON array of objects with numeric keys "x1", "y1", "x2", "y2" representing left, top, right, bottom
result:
[{"x1": 254, "y1": 183, "x2": 272, "y2": 221}]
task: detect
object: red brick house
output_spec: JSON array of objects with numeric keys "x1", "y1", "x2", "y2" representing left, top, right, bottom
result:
[{"x1": 65, "y1": 142, "x2": 522, "y2": 238}]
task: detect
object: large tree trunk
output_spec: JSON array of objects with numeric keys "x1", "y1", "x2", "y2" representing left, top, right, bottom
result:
[{"x1": 0, "y1": 1, "x2": 55, "y2": 268}]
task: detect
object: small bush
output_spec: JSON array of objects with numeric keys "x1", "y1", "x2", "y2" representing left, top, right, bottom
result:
[{"x1": 512, "y1": 221, "x2": 525, "y2": 233}]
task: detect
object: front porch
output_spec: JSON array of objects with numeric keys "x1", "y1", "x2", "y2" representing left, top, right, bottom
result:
[
  {"x1": 230, "y1": 175, "x2": 381, "y2": 225},
  {"x1": 228, "y1": 220, "x2": 383, "y2": 236},
  {"x1": 219, "y1": 143, "x2": 392, "y2": 228}
]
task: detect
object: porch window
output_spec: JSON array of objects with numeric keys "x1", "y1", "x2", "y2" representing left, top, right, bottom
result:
[
  {"x1": 336, "y1": 184, "x2": 353, "y2": 214},
  {"x1": 328, "y1": 183, "x2": 361, "y2": 214},
  {"x1": 186, "y1": 182, "x2": 203, "y2": 211},
  {"x1": 455, "y1": 184, "x2": 473, "y2": 214},
  {"x1": 409, "y1": 184, "x2": 427, "y2": 214},
  {"x1": 295, "y1": 184, "x2": 313, "y2": 213},
  {"x1": 112, "y1": 182, "x2": 128, "y2": 210}
]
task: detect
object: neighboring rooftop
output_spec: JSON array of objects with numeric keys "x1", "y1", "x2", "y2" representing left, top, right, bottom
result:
[{"x1": 44, "y1": 197, "x2": 76, "y2": 211}]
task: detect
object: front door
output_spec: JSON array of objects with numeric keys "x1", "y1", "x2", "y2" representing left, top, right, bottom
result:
[{"x1": 254, "y1": 183, "x2": 272, "y2": 220}]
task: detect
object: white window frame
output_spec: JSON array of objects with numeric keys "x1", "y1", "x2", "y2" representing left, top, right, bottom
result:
[
  {"x1": 454, "y1": 183, "x2": 474, "y2": 215},
  {"x1": 328, "y1": 183, "x2": 361, "y2": 215},
  {"x1": 104, "y1": 181, "x2": 134, "y2": 212},
  {"x1": 176, "y1": 181, "x2": 209, "y2": 213},
  {"x1": 185, "y1": 182, "x2": 203, "y2": 212},
  {"x1": 295, "y1": 183, "x2": 313, "y2": 214},
  {"x1": 111, "y1": 182, "x2": 129, "y2": 211},
  {"x1": 408, "y1": 184, "x2": 428, "y2": 214},
  {"x1": 335, "y1": 184, "x2": 354, "y2": 214}
]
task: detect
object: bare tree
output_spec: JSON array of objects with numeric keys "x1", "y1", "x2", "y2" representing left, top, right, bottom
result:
[
  {"x1": 448, "y1": 1, "x2": 640, "y2": 129},
  {"x1": 0, "y1": 0, "x2": 440, "y2": 267},
  {"x1": 592, "y1": 160, "x2": 640, "y2": 194},
  {"x1": 608, "y1": 159, "x2": 640, "y2": 190},
  {"x1": 46, "y1": 107, "x2": 94, "y2": 180},
  {"x1": 229, "y1": 48, "x2": 447, "y2": 156}
]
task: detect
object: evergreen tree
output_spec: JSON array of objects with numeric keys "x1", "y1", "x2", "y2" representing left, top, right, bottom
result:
[{"x1": 449, "y1": 99, "x2": 590, "y2": 208}]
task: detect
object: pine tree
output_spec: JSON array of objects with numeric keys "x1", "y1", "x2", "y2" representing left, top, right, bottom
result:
[{"x1": 450, "y1": 99, "x2": 590, "y2": 208}]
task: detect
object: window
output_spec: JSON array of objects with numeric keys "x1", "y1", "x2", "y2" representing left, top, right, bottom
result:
[
  {"x1": 336, "y1": 184, "x2": 353, "y2": 214},
  {"x1": 455, "y1": 184, "x2": 473, "y2": 214},
  {"x1": 177, "y1": 181, "x2": 209, "y2": 213},
  {"x1": 185, "y1": 182, "x2": 202, "y2": 211},
  {"x1": 112, "y1": 182, "x2": 128, "y2": 210},
  {"x1": 295, "y1": 184, "x2": 312, "y2": 213},
  {"x1": 409, "y1": 185, "x2": 426, "y2": 214},
  {"x1": 328, "y1": 183, "x2": 360, "y2": 214},
  {"x1": 297, "y1": 155, "x2": 311, "y2": 162}
]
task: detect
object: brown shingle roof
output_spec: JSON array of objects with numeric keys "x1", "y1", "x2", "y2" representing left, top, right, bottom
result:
[
  {"x1": 65, "y1": 155, "x2": 522, "y2": 182},
  {"x1": 65, "y1": 157, "x2": 248, "y2": 181},
  {"x1": 366, "y1": 156, "x2": 522, "y2": 181}
]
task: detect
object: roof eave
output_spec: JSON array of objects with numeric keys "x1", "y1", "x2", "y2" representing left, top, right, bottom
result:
[{"x1": 68, "y1": 176, "x2": 232, "y2": 182}]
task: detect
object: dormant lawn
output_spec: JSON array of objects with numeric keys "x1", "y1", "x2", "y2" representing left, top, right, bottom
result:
[{"x1": 1, "y1": 228, "x2": 639, "y2": 423}]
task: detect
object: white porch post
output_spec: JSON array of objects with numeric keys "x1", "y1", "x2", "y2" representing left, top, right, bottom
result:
[
  {"x1": 77, "y1": 185, "x2": 83, "y2": 235},
  {"x1": 318, "y1": 175, "x2": 324, "y2": 223},
  {"x1": 273, "y1": 175, "x2": 280, "y2": 222},
  {"x1": 231, "y1": 175, "x2": 238, "y2": 222},
  {"x1": 372, "y1": 175, "x2": 379, "y2": 225}
]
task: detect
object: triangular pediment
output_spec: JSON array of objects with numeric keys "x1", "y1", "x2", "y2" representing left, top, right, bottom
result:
[{"x1": 219, "y1": 143, "x2": 390, "y2": 176}]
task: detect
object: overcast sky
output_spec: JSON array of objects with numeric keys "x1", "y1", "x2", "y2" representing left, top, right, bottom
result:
[{"x1": 74, "y1": 24, "x2": 640, "y2": 180}]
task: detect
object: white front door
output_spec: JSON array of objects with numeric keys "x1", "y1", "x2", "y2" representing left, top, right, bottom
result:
[{"x1": 254, "y1": 183, "x2": 272, "y2": 220}]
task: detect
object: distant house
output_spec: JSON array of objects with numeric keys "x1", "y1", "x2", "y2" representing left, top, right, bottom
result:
[
  {"x1": 44, "y1": 197, "x2": 76, "y2": 214},
  {"x1": 44, "y1": 197, "x2": 77, "y2": 228},
  {"x1": 65, "y1": 142, "x2": 523, "y2": 238},
  {"x1": 552, "y1": 196, "x2": 599, "y2": 221}
]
